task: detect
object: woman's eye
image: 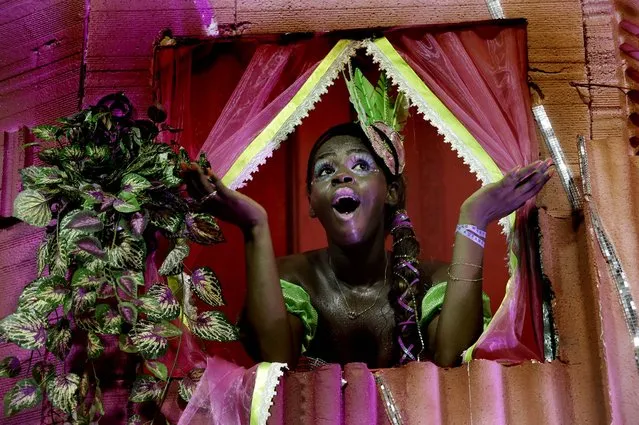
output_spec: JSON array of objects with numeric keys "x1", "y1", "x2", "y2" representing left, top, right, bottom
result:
[
  {"x1": 353, "y1": 161, "x2": 370, "y2": 172},
  {"x1": 317, "y1": 165, "x2": 334, "y2": 177}
]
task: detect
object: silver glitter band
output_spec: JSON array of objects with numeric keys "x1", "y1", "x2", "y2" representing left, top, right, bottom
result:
[
  {"x1": 374, "y1": 373, "x2": 404, "y2": 425},
  {"x1": 485, "y1": 0, "x2": 506, "y2": 19},
  {"x1": 532, "y1": 105, "x2": 583, "y2": 210},
  {"x1": 577, "y1": 135, "x2": 592, "y2": 196},
  {"x1": 577, "y1": 136, "x2": 639, "y2": 370}
]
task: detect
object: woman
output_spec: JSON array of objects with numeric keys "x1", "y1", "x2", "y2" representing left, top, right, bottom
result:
[{"x1": 182, "y1": 120, "x2": 552, "y2": 369}]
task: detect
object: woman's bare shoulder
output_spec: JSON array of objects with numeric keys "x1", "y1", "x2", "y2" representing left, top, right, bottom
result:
[
  {"x1": 276, "y1": 249, "x2": 325, "y2": 288},
  {"x1": 419, "y1": 259, "x2": 449, "y2": 285}
]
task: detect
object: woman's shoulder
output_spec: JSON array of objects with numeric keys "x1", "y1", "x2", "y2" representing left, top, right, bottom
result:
[
  {"x1": 276, "y1": 249, "x2": 325, "y2": 290},
  {"x1": 418, "y1": 259, "x2": 449, "y2": 285}
]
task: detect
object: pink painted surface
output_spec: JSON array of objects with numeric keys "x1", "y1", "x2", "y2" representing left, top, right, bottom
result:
[
  {"x1": 0, "y1": 223, "x2": 46, "y2": 422},
  {"x1": 1, "y1": 128, "x2": 34, "y2": 217},
  {"x1": 0, "y1": 0, "x2": 636, "y2": 424}
]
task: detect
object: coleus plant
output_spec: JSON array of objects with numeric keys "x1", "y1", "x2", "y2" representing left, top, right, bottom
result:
[{"x1": 0, "y1": 93, "x2": 238, "y2": 422}]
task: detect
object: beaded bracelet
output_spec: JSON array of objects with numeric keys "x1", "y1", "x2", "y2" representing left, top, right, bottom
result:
[
  {"x1": 457, "y1": 224, "x2": 486, "y2": 238},
  {"x1": 456, "y1": 224, "x2": 486, "y2": 248}
]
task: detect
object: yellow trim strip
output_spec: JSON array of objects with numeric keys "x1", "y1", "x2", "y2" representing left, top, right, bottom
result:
[
  {"x1": 250, "y1": 362, "x2": 273, "y2": 425},
  {"x1": 222, "y1": 39, "x2": 356, "y2": 187}
]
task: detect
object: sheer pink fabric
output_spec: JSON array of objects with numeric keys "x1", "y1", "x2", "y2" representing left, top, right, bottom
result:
[
  {"x1": 178, "y1": 357, "x2": 256, "y2": 425},
  {"x1": 196, "y1": 38, "x2": 341, "y2": 183},
  {"x1": 385, "y1": 22, "x2": 543, "y2": 361}
]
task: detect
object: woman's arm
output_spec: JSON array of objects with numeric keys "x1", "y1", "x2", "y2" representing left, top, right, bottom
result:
[
  {"x1": 428, "y1": 159, "x2": 553, "y2": 367},
  {"x1": 244, "y1": 221, "x2": 302, "y2": 364},
  {"x1": 182, "y1": 164, "x2": 302, "y2": 365}
]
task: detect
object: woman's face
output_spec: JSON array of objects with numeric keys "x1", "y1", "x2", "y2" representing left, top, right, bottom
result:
[{"x1": 308, "y1": 134, "x2": 390, "y2": 246}]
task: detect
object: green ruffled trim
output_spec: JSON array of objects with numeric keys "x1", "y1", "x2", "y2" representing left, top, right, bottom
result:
[
  {"x1": 420, "y1": 281, "x2": 492, "y2": 330},
  {"x1": 280, "y1": 279, "x2": 318, "y2": 353}
]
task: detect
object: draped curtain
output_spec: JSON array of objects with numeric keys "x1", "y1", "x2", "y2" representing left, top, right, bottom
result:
[{"x1": 377, "y1": 23, "x2": 542, "y2": 361}]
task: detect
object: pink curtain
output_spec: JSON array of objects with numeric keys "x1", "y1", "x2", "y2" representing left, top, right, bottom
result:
[
  {"x1": 197, "y1": 37, "x2": 343, "y2": 182},
  {"x1": 384, "y1": 22, "x2": 543, "y2": 361}
]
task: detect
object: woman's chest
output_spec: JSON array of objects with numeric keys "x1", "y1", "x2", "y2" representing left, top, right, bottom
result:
[{"x1": 305, "y1": 285, "x2": 397, "y2": 367}]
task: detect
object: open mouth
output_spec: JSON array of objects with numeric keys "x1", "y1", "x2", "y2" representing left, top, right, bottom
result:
[{"x1": 331, "y1": 190, "x2": 361, "y2": 217}]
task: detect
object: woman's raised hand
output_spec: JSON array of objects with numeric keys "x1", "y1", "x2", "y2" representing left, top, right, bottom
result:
[
  {"x1": 180, "y1": 163, "x2": 268, "y2": 233},
  {"x1": 460, "y1": 159, "x2": 554, "y2": 228}
]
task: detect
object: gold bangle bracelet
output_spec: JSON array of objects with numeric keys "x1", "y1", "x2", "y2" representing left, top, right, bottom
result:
[
  {"x1": 449, "y1": 262, "x2": 483, "y2": 269},
  {"x1": 447, "y1": 268, "x2": 483, "y2": 283}
]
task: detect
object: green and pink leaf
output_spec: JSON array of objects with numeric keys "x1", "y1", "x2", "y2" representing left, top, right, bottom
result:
[
  {"x1": 139, "y1": 284, "x2": 179, "y2": 321},
  {"x1": 76, "y1": 236, "x2": 106, "y2": 259},
  {"x1": 87, "y1": 332, "x2": 104, "y2": 359},
  {"x1": 65, "y1": 210, "x2": 104, "y2": 232},
  {"x1": 185, "y1": 213, "x2": 224, "y2": 245},
  {"x1": 118, "y1": 333, "x2": 139, "y2": 354},
  {"x1": 0, "y1": 356, "x2": 21, "y2": 378},
  {"x1": 130, "y1": 321, "x2": 168, "y2": 359},
  {"x1": 178, "y1": 368, "x2": 204, "y2": 402},
  {"x1": 46, "y1": 319, "x2": 72, "y2": 360},
  {"x1": 95, "y1": 304, "x2": 122, "y2": 334},
  {"x1": 73, "y1": 286, "x2": 97, "y2": 313},
  {"x1": 13, "y1": 189, "x2": 51, "y2": 227},
  {"x1": 130, "y1": 212, "x2": 148, "y2": 237},
  {"x1": 114, "y1": 191, "x2": 141, "y2": 213},
  {"x1": 145, "y1": 360, "x2": 168, "y2": 381},
  {"x1": 3, "y1": 378, "x2": 42, "y2": 417},
  {"x1": 191, "y1": 311, "x2": 238, "y2": 342},
  {"x1": 118, "y1": 302, "x2": 138, "y2": 324},
  {"x1": 129, "y1": 376, "x2": 163, "y2": 403},
  {"x1": 190, "y1": 267, "x2": 225, "y2": 307},
  {"x1": 32, "y1": 361, "x2": 55, "y2": 386},
  {"x1": 121, "y1": 173, "x2": 151, "y2": 194},
  {"x1": 158, "y1": 238, "x2": 189, "y2": 276},
  {"x1": 0, "y1": 311, "x2": 47, "y2": 350},
  {"x1": 46, "y1": 373, "x2": 79, "y2": 413}
]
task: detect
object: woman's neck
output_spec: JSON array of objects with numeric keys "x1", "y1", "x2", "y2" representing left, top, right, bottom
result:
[{"x1": 326, "y1": 232, "x2": 387, "y2": 288}]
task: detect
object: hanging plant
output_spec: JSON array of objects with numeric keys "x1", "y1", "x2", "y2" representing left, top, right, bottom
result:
[{"x1": 1, "y1": 93, "x2": 236, "y2": 422}]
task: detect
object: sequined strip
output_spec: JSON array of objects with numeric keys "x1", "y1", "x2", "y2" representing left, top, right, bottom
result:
[
  {"x1": 485, "y1": 0, "x2": 506, "y2": 19},
  {"x1": 577, "y1": 136, "x2": 639, "y2": 370},
  {"x1": 374, "y1": 373, "x2": 405, "y2": 425},
  {"x1": 532, "y1": 105, "x2": 583, "y2": 210},
  {"x1": 577, "y1": 136, "x2": 592, "y2": 196}
]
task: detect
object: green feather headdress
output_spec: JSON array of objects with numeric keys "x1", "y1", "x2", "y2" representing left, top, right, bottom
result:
[{"x1": 344, "y1": 63, "x2": 409, "y2": 175}]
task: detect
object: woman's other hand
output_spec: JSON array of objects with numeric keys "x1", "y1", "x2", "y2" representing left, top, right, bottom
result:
[
  {"x1": 180, "y1": 162, "x2": 268, "y2": 234},
  {"x1": 460, "y1": 159, "x2": 554, "y2": 228}
]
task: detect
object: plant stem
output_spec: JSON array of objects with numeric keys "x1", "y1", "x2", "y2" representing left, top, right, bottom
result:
[
  {"x1": 152, "y1": 314, "x2": 184, "y2": 425},
  {"x1": 111, "y1": 215, "x2": 119, "y2": 249}
]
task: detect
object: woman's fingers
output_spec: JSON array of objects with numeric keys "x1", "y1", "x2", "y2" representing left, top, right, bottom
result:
[
  {"x1": 203, "y1": 168, "x2": 231, "y2": 197},
  {"x1": 512, "y1": 159, "x2": 552, "y2": 188},
  {"x1": 180, "y1": 162, "x2": 217, "y2": 199},
  {"x1": 515, "y1": 168, "x2": 553, "y2": 199}
]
